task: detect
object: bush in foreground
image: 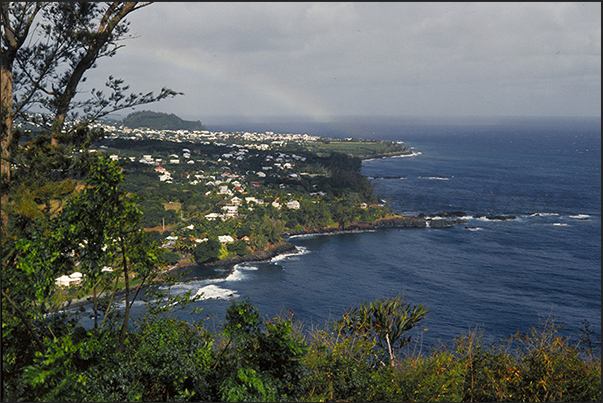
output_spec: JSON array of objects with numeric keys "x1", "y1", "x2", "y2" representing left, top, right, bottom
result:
[{"x1": 3, "y1": 296, "x2": 600, "y2": 402}]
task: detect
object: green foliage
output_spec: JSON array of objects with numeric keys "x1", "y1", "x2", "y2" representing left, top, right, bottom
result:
[
  {"x1": 388, "y1": 350, "x2": 466, "y2": 402},
  {"x1": 193, "y1": 237, "x2": 221, "y2": 264},
  {"x1": 227, "y1": 240, "x2": 249, "y2": 256},
  {"x1": 301, "y1": 329, "x2": 377, "y2": 401},
  {"x1": 160, "y1": 249, "x2": 181, "y2": 265},
  {"x1": 217, "y1": 299, "x2": 309, "y2": 401},
  {"x1": 143, "y1": 272, "x2": 202, "y2": 320},
  {"x1": 3, "y1": 292, "x2": 600, "y2": 402},
  {"x1": 508, "y1": 319, "x2": 602, "y2": 402},
  {"x1": 335, "y1": 295, "x2": 429, "y2": 367},
  {"x1": 125, "y1": 318, "x2": 215, "y2": 401}
]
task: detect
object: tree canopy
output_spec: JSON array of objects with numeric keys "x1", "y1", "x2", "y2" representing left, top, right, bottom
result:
[{"x1": 1, "y1": 1, "x2": 180, "y2": 181}]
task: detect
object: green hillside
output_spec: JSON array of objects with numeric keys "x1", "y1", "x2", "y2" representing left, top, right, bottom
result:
[{"x1": 122, "y1": 110, "x2": 205, "y2": 131}]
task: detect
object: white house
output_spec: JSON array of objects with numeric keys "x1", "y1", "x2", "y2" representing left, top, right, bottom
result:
[
  {"x1": 218, "y1": 235, "x2": 235, "y2": 244},
  {"x1": 205, "y1": 213, "x2": 220, "y2": 221},
  {"x1": 55, "y1": 275, "x2": 72, "y2": 288},
  {"x1": 286, "y1": 200, "x2": 301, "y2": 210},
  {"x1": 55, "y1": 271, "x2": 84, "y2": 288}
]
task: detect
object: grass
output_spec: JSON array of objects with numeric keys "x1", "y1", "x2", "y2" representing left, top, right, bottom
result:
[
  {"x1": 305, "y1": 140, "x2": 409, "y2": 158},
  {"x1": 163, "y1": 202, "x2": 182, "y2": 211}
]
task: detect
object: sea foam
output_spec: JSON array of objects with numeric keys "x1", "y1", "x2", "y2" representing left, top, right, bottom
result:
[
  {"x1": 194, "y1": 284, "x2": 237, "y2": 300},
  {"x1": 569, "y1": 214, "x2": 590, "y2": 219}
]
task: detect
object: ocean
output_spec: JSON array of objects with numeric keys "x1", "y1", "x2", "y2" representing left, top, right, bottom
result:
[{"x1": 80, "y1": 116, "x2": 602, "y2": 350}]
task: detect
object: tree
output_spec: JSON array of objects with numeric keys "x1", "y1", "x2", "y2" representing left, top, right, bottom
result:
[
  {"x1": 1, "y1": 1, "x2": 180, "y2": 218},
  {"x1": 335, "y1": 295, "x2": 429, "y2": 367},
  {"x1": 61, "y1": 156, "x2": 160, "y2": 339},
  {"x1": 218, "y1": 299, "x2": 308, "y2": 401},
  {"x1": 193, "y1": 237, "x2": 221, "y2": 264},
  {"x1": 2, "y1": 1, "x2": 178, "y2": 354}
]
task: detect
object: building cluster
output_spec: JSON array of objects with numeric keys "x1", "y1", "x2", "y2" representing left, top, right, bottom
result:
[
  {"x1": 96, "y1": 120, "x2": 321, "y2": 149},
  {"x1": 45, "y1": 120, "x2": 328, "y2": 288}
]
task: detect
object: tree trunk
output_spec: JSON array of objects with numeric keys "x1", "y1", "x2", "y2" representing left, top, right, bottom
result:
[
  {"x1": 1, "y1": 64, "x2": 14, "y2": 182},
  {"x1": 50, "y1": 2, "x2": 146, "y2": 146},
  {"x1": 2, "y1": 290, "x2": 46, "y2": 354},
  {"x1": 118, "y1": 237, "x2": 130, "y2": 353}
]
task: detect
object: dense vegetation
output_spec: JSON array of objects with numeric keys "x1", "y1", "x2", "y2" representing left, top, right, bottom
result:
[
  {"x1": 96, "y1": 137, "x2": 390, "y2": 265},
  {"x1": 3, "y1": 292, "x2": 600, "y2": 402},
  {"x1": 122, "y1": 110, "x2": 206, "y2": 131},
  {"x1": 1, "y1": 143, "x2": 600, "y2": 402},
  {"x1": 2, "y1": 3, "x2": 599, "y2": 401}
]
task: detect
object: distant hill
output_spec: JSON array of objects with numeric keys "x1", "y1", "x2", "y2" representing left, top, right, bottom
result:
[{"x1": 122, "y1": 111, "x2": 205, "y2": 131}]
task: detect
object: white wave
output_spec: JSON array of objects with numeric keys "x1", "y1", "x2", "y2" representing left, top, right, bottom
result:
[
  {"x1": 225, "y1": 267, "x2": 252, "y2": 282},
  {"x1": 194, "y1": 284, "x2": 237, "y2": 300},
  {"x1": 474, "y1": 216, "x2": 491, "y2": 222},
  {"x1": 529, "y1": 212, "x2": 560, "y2": 217},
  {"x1": 391, "y1": 152, "x2": 420, "y2": 158},
  {"x1": 271, "y1": 248, "x2": 305, "y2": 263},
  {"x1": 234, "y1": 263, "x2": 259, "y2": 271},
  {"x1": 552, "y1": 223, "x2": 569, "y2": 226},
  {"x1": 465, "y1": 227, "x2": 483, "y2": 231},
  {"x1": 158, "y1": 282, "x2": 197, "y2": 293},
  {"x1": 294, "y1": 245, "x2": 310, "y2": 255},
  {"x1": 569, "y1": 214, "x2": 590, "y2": 219},
  {"x1": 418, "y1": 176, "x2": 450, "y2": 181},
  {"x1": 288, "y1": 233, "x2": 319, "y2": 240}
]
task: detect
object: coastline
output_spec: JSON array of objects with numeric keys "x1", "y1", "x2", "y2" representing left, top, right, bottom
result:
[
  {"x1": 61, "y1": 151, "x2": 468, "y2": 308},
  {"x1": 176, "y1": 214, "x2": 460, "y2": 282},
  {"x1": 359, "y1": 149, "x2": 415, "y2": 161}
]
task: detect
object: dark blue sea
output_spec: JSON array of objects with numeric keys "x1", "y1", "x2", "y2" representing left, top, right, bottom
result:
[{"x1": 81, "y1": 116, "x2": 602, "y2": 350}]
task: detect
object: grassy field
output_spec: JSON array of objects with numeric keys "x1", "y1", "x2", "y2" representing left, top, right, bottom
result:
[
  {"x1": 163, "y1": 202, "x2": 182, "y2": 211},
  {"x1": 305, "y1": 139, "x2": 409, "y2": 158}
]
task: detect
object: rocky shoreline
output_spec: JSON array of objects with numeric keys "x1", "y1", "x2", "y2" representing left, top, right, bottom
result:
[
  {"x1": 167, "y1": 209, "x2": 521, "y2": 283},
  {"x1": 186, "y1": 213, "x2": 467, "y2": 277},
  {"x1": 358, "y1": 149, "x2": 414, "y2": 160}
]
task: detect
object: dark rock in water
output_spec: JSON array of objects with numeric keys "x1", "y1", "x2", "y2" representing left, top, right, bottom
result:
[
  {"x1": 429, "y1": 218, "x2": 467, "y2": 228},
  {"x1": 430, "y1": 219, "x2": 455, "y2": 228},
  {"x1": 487, "y1": 215, "x2": 516, "y2": 221},
  {"x1": 434, "y1": 210, "x2": 467, "y2": 218},
  {"x1": 374, "y1": 216, "x2": 427, "y2": 228}
]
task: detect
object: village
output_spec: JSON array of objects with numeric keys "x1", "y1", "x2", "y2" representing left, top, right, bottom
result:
[{"x1": 52, "y1": 120, "x2": 399, "y2": 290}]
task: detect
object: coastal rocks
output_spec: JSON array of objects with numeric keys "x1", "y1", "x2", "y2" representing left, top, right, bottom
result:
[
  {"x1": 429, "y1": 219, "x2": 466, "y2": 228},
  {"x1": 248, "y1": 242, "x2": 298, "y2": 262},
  {"x1": 432, "y1": 210, "x2": 467, "y2": 218},
  {"x1": 210, "y1": 241, "x2": 298, "y2": 268},
  {"x1": 477, "y1": 215, "x2": 517, "y2": 221},
  {"x1": 374, "y1": 216, "x2": 427, "y2": 228}
]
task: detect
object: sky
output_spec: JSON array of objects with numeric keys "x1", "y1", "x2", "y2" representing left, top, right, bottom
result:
[{"x1": 84, "y1": 2, "x2": 601, "y2": 123}]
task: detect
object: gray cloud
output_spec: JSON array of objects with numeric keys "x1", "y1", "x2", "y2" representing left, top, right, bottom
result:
[{"x1": 84, "y1": 2, "x2": 601, "y2": 121}]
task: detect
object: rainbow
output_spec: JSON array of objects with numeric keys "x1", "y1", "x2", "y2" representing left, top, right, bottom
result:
[{"x1": 133, "y1": 46, "x2": 335, "y2": 123}]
